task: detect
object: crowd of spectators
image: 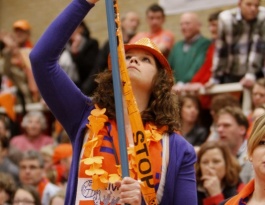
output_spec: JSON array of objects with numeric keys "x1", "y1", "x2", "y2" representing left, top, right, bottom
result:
[{"x1": 0, "y1": 0, "x2": 265, "y2": 204}]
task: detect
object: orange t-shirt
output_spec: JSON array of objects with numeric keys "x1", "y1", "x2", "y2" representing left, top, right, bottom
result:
[{"x1": 129, "y1": 29, "x2": 174, "y2": 57}]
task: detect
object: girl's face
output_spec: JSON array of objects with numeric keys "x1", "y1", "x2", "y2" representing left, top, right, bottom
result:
[
  {"x1": 250, "y1": 137, "x2": 265, "y2": 180},
  {"x1": 125, "y1": 49, "x2": 158, "y2": 93},
  {"x1": 200, "y1": 148, "x2": 226, "y2": 181},
  {"x1": 252, "y1": 84, "x2": 265, "y2": 108},
  {"x1": 181, "y1": 99, "x2": 199, "y2": 124}
]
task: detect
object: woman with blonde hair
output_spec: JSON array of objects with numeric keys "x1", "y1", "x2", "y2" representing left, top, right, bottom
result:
[
  {"x1": 246, "y1": 78, "x2": 265, "y2": 138},
  {"x1": 222, "y1": 113, "x2": 265, "y2": 204}
]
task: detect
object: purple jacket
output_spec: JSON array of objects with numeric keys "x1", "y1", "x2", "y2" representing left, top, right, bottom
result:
[{"x1": 30, "y1": 0, "x2": 197, "y2": 204}]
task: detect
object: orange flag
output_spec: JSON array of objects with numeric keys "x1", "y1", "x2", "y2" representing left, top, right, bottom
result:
[{"x1": 0, "y1": 92, "x2": 16, "y2": 121}]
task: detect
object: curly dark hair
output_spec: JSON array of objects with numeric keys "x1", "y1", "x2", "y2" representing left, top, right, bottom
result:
[{"x1": 92, "y1": 63, "x2": 180, "y2": 134}]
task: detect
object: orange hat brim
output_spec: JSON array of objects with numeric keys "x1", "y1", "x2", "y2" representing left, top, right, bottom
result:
[
  {"x1": 124, "y1": 44, "x2": 172, "y2": 75},
  {"x1": 108, "y1": 45, "x2": 172, "y2": 75}
]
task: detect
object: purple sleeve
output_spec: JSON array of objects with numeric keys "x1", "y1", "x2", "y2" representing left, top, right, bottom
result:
[
  {"x1": 161, "y1": 133, "x2": 197, "y2": 204},
  {"x1": 30, "y1": 0, "x2": 95, "y2": 137}
]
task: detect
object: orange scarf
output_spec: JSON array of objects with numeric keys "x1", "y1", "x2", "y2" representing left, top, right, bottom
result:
[
  {"x1": 37, "y1": 178, "x2": 49, "y2": 199},
  {"x1": 225, "y1": 180, "x2": 254, "y2": 205},
  {"x1": 79, "y1": 107, "x2": 164, "y2": 190}
]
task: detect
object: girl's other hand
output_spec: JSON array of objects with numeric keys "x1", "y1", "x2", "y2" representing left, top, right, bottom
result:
[{"x1": 115, "y1": 177, "x2": 142, "y2": 205}]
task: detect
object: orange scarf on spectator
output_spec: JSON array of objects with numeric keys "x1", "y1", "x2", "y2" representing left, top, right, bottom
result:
[
  {"x1": 37, "y1": 178, "x2": 49, "y2": 199},
  {"x1": 225, "y1": 180, "x2": 254, "y2": 205}
]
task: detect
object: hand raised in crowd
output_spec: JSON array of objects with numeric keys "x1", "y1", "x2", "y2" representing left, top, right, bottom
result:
[
  {"x1": 171, "y1": 83, "x2": 183, "y2": 94},
  {"x1": 204, "y1": 78, "x2": 216, "y2": 89},
  {"x1": 201, "y1": 167, "x2": 222, "y2": 197},
  {"x1": 172, "y1": 82, "x2": 203, "y2": 95},
  {"x1": 0, "y1": 31, "x2": 17, "y2": 51},
  {"x1": 0, "y1": 31, "x2": 23, "y2": 67},
  {"x1": 115, "y1": 177, "x2": 142, "y2": 205},
  {"x1": 184, "y1": 82, "x2": 203, "y2": 94},
  {"x1": 240, "y1": 75, "x2": 255, "y2": 89}
]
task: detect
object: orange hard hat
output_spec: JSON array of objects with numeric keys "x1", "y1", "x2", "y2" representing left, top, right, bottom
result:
[{"x1": 108, "y1": 38, "x2": 172, "y2": 75}]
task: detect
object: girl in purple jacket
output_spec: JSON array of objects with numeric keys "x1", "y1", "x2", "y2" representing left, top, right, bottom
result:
[{"x1": 30, "y1": 0, "x2": 197, "y2": 204}]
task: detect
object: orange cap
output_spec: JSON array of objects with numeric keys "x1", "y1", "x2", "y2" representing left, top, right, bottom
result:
[
  {"x1": 13, "y1": 20, "x2": 31, "y2": 31},
  {"x1": 53, "y1": 143, "x2": 73, "y2": 164},
  {"x1": 108, "y1": 37, "x2": 172, "y2": 75}
]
